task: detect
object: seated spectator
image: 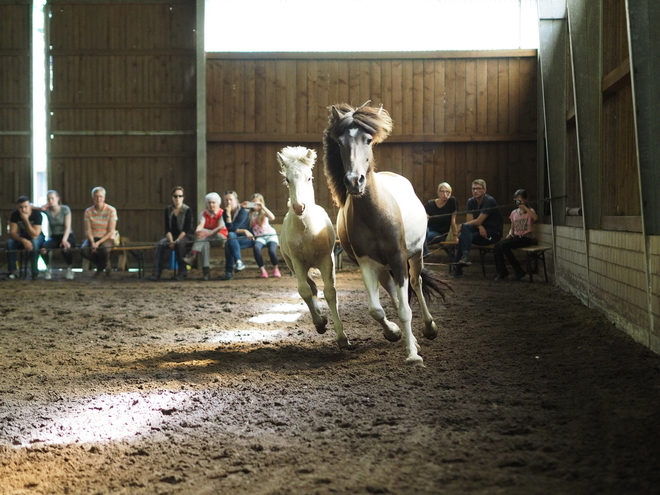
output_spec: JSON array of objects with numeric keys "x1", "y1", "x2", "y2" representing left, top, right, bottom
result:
[
  {"x1": 150, "y1": 186, "x2": 195, "y2": 281},
  {"x1": 6, "y1": 196, "x2": 45, "y2": 280},
  {"x1": 453, "y1": 179, "x2": 503, "y2": 277},
  {"x1": 220, "y1": 190, "x2": 254, "y2": 281},
  {"x1": 183, "y1": 192, "x2": 227, "y2": 281},
  {"x1": 423, "y1": 182, "x2": 458, "y2": 257},
  {"x1": 245, "y1": 193, "x2": 281, "y2": 278},
  {"x1": 40, "y1": 190, "x2": 76, "y2": 280},
  {"x1": 494, "y1": 189, "x2": 538, "y2": 281},
  {"x1": 81, "y1": 186, "x2": 118, "y2": 277}
]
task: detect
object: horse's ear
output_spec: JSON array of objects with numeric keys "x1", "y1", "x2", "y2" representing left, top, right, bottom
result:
[
  {"x1": 331, "y1": 105, "x2": 343, "y2": 122},
  {"x1": 357, "y1": 100, "x2": 372, "y2": 110},
  {"x1": 276, "y1": 152, "x2": 284, "y2": 166},
  {"x1": 305, "y1": 148, "x2": 317, "y2": 165}
]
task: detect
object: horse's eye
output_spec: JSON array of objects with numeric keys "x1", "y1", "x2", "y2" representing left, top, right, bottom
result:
[
  {"x1": 366, "y1": 137, "x2": 373, "y2": 145},
  {"x1": 308, "y1": 176, "x2": 312, "y2": 182}
]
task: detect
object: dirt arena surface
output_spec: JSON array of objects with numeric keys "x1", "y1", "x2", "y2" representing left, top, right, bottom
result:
[{"x1": 1, "y1": 261, "x2": 660, "y2": 495}]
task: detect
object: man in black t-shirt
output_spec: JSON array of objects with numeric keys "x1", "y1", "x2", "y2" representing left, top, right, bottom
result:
[
  {"x1": 6, "y1": 196, "x2": 45, "y2": 279},
  {"x1": 453, "y1": 179, "x2": 503, "y2": 277}
]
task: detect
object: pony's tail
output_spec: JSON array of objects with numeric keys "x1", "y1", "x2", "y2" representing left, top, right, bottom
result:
[{"x1": 409, "y1": 268, "x2": 452, "y2": 303}]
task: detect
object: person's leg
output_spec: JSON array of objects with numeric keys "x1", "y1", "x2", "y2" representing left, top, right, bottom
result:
[
  {"x1": 6, "y1": 238, "x2": 20, "y2": 274},
  {"x1": 96, "y1": 239, "x2": 114, "y2": 274},
  {"x1": 253, "y1": 241, "x2": 265, "y2": 268},
  {"x1": 424, "y1": 229, "x2": 444, "y2": 256},
  {"x1": 62, "y1": 233, "x2": 76, "y2": 268},
  {"x1": 224, "y1": 232, "x2": 239, "y2": 275},
  {"x1": 80, "y1": 239, "x2": 97, "y2": 269},
  {"x1": 151, "y1": 238, "x2": 168, "y2": 279},
  {"x1": 504, "y1": 236, "x2": 532, "y2": 276},
  {"x1": 174, "y1": 239, "x2": 188, "y2": 278},
  {"x1": 30, "y1": 234, "x2": 45, "y2": 278},
  {"x1": 494, "y1": 238, "x2": 513, "y2": 278},
  {"x1": 266, "y1": 241, "x2": 281, "y2": 277},
  {"x1": 456, "y1": 224, "x2": 479, "y2": 263},
  {"x1": 41, "y1": 237, "x2": 59, "y2": 267}
]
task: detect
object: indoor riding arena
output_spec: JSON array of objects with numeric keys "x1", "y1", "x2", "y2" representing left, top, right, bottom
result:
[{"x1": 1, "y1": 1, "x2": 659, "y2": 494}]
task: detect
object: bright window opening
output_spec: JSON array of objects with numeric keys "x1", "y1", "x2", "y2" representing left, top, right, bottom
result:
[{"x1": 205, "y1": 0, "x2": 539, "y2": 52}]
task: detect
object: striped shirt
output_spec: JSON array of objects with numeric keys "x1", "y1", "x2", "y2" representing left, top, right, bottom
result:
[{"x1": 84, "y1": 204, "x2": 118, "y2": 238}]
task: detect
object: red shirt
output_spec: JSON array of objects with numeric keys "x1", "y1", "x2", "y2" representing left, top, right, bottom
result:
[{"x1": 202, "y1": 209, "x2": 228, "y2": 237}]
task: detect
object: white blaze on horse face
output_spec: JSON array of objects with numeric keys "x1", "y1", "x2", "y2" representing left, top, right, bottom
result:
[
  {"x1": 339, "y1": 127, "x2": 373, "y2": 195},
  {"x1": 286, "y1": 168, "x2": 315, "y2": 217}
]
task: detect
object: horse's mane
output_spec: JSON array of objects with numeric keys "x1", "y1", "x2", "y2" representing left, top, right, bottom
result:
[
  {"x1": 323, "y1": 102, "x2": 393, "y2": 207},
  {"x1": 278, "y1": 146, "x2": 317, "y2": 181}
]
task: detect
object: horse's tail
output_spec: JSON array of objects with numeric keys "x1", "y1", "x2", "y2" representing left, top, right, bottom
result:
[{"x1": 409, "y1": 268, "x2": 452, "y2": 303}]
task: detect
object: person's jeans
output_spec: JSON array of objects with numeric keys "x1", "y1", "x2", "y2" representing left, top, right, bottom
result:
[
  {"x1": 7, "y1": 234, "x2": 45, "y2": 276},
  {"x1": 423, "y1": 229, "x2": 448, "y2": 256},
  {"x1": 253, "y1": 240, "x2": 278, "y2": 268},
  {"x1": 224, "y1": 232, "x2": 254, "y2": 273},
  {"x1": 455, "y1": 224, "x2": 501, "y2": 262}
]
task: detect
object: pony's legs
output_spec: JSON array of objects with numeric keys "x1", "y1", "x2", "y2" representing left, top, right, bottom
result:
[
  {"x1": 408, "y1": 253, "x2": 438, "y2": 339},
  {"x1": 360, "y1": 263, "x2": 404, "y2": 343},
  {"x1": 378, "y1": 270, "x2": 420, "y2": 354},
  {"x1": 284, "y1": 253, "x2": 328, "y2": 333},
  {"x1": 318, "y1": 256, "x2": 351, "y2": 348}
]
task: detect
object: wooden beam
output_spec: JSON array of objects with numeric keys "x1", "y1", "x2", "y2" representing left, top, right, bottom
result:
[
  {"x1": 206, "y1": 132, "x2": 537, "y2": 144},
  {"x1": 206, "y1": 50, "x2": 538, "y2": 61},
  {"x1": 601, "y1": 58, "x2": 631, "y2": 94}
]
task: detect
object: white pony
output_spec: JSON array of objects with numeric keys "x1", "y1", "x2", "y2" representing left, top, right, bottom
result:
[{"x1": 278, "y1": 146, "x2": 350, "y2": 349}]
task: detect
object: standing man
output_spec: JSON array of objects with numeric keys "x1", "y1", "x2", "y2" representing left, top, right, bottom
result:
[
  {"x1": 6, "y1": 196, "x2": 45, "y2": 280},
  {"x1": 453, "y1": 179, "x2": 503, "y2": 277},
  {"x1": 81, "y1": 186, "x2": 118, "y2": 277}
]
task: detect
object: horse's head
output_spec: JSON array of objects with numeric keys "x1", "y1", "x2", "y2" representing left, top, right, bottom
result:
[
  {"x1": 324, "y1": 102, "x2": 393, "y2": 200},
  {"x1": 278, "y1": 146, "x2": 317, "y2": 217}
]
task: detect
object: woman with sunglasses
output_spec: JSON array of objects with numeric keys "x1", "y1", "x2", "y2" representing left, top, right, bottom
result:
[
  {"x1": 423, "y1": 182, "x2": 458, "y2": 257},
  {"x1": 149, "y1": 186, "x2": 195, "y2": 281}
]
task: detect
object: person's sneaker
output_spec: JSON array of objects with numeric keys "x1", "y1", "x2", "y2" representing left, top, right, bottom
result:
[
  {"x1": 183, "y1": 252, "x2": 196, "y2": 266},
  {"x1": 203, "y1": 267, "x2": 211, "y2": 281},
  {"x1": 458, "y1": 256, "x2": 471, "y2": 266},
  {"x1": 44, "y1": 268, "x2": 52, "y2": 280},
  {"x1": 494, "y1": 270, "x2": 509, "y2": 281},
  {"x1": 7, "y1": 272, "x2": 18, "y2": 280},
  {"x1": 220, "y1": 272, "x2": 234, "y2": 281},
  {"x1": 66, "y1": 268, "x2": 74, "y2": 280},
  {"x1": 272, "y1": 267, "x2": 281, "y2": 278},
  {"x1": 260, "y1": 270, "x2": 268, "y2": 278},
  {"x1": 235, "y1": 260, "x2": 245, "y2": 271}
]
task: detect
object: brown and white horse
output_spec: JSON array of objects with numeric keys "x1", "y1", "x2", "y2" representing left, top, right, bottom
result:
[
  {"x1": 278, "y1": 146, "x2": 350, "y2": 349},
  {"x1": 323, "y1": 102, "x2": 447, "y2": 365}
]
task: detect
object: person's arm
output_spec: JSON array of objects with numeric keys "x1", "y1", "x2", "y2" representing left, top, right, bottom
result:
[
  {"x1": 520, "y1": 204, "x2": 538, "y2": 222},
  {"x1": 84, "y1": 212, "x2": 95, "y2": 245},
  {"x1": 231, "y1": 208, "x2": 254, "y2": 238},
  {"x1": 175, "y1": 209, "x2": 193, "y2": 242},
  {"x1": 258, "y1": 203, "x2": 275, "y2": 221},
  {"x1": 96, "y1": 217, "x2": 116, "y2": 245},
  {"x1": 61, "y1": 211, "x2": 72, "y2": 249},
  {"x1": 21, "y1": 210, "x2": 42, "y2": 239}
]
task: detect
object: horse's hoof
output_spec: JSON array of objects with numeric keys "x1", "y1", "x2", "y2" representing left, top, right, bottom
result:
[
  {"x1": 382, "y1": 323, "x2": 401, "y2": 342},
  {"x1": 422, "y1": 320, "x2": 438, "y2": 340},
  {"x1": 315, "y1": 317, "x2": 328, "y2": 334},
  {"x1": 405, "y1": 355, "x2": 425, "y2": 366},
  {"x1": 336, "y1": 337, "x2": 353, "y2": 349}
]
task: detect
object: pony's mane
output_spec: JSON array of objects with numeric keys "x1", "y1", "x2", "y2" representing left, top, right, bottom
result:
[
  {"x1": 323, "y1": 102, "x2": 393, "y2": 206},
  {"x1": 278, "y1": 146, "x2": 317, "y2": 172}
]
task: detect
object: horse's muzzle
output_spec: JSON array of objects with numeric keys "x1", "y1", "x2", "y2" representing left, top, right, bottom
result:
[
  {"x1": 344, "y1": 173, "x2": 365, "y2": 195},
  {"x1": 293, "y1": 202, "x2": 306, "y2": 216}
]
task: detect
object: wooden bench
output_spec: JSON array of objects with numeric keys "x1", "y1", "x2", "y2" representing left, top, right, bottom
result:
[{"x1": 478, "y1": 243, "x2": 551, "y2": 282}]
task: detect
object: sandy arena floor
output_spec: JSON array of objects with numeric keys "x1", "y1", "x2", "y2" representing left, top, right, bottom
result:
[{"x1": 1, "y1": 261, "x2": 660, "y2": 495}]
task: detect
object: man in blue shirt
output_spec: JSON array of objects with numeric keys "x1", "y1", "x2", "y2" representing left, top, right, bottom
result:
[{"x1": 453, "y1": 179, "x2": 503, "y2": 277}]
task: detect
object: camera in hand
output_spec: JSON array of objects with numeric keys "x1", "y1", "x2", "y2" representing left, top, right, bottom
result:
[{"x1": 514, "y1": 199, "x2": 522, "y2": 205}]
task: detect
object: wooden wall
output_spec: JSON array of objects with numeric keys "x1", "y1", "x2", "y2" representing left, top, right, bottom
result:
[
  {"x1": 47, "y1": 0, "x2": 197, "y2": 243},
  {"x1": 0, "y1": 0, "x2": 31, "y2": 216},
  {"x1": 206, "y1": 51, "x2": 538, "y2": 222}
]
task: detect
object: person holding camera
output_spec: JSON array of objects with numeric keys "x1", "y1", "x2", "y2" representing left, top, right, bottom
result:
[
  {"x1": 494, "y1": 188, "x2": 538, "y2": 281},
  {"x1": 245, "y1": 193, "x2": 281, "y2": 278}
]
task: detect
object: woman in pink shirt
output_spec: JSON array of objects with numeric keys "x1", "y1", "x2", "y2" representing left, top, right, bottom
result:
[{"x1": 494, "y1": 189, "x2": 538, "y2": 281}]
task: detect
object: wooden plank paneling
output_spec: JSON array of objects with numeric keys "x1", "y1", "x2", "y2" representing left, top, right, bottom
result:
[
  {"x1": 0, "y1": 1, "x2": 31, "y2": 211},
  {"x1": 48, "y1": 0, "x2": 197, "y2": 242},
  {"x1": 206, "y1": 51, "x2": 537, "y2": 220}
]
